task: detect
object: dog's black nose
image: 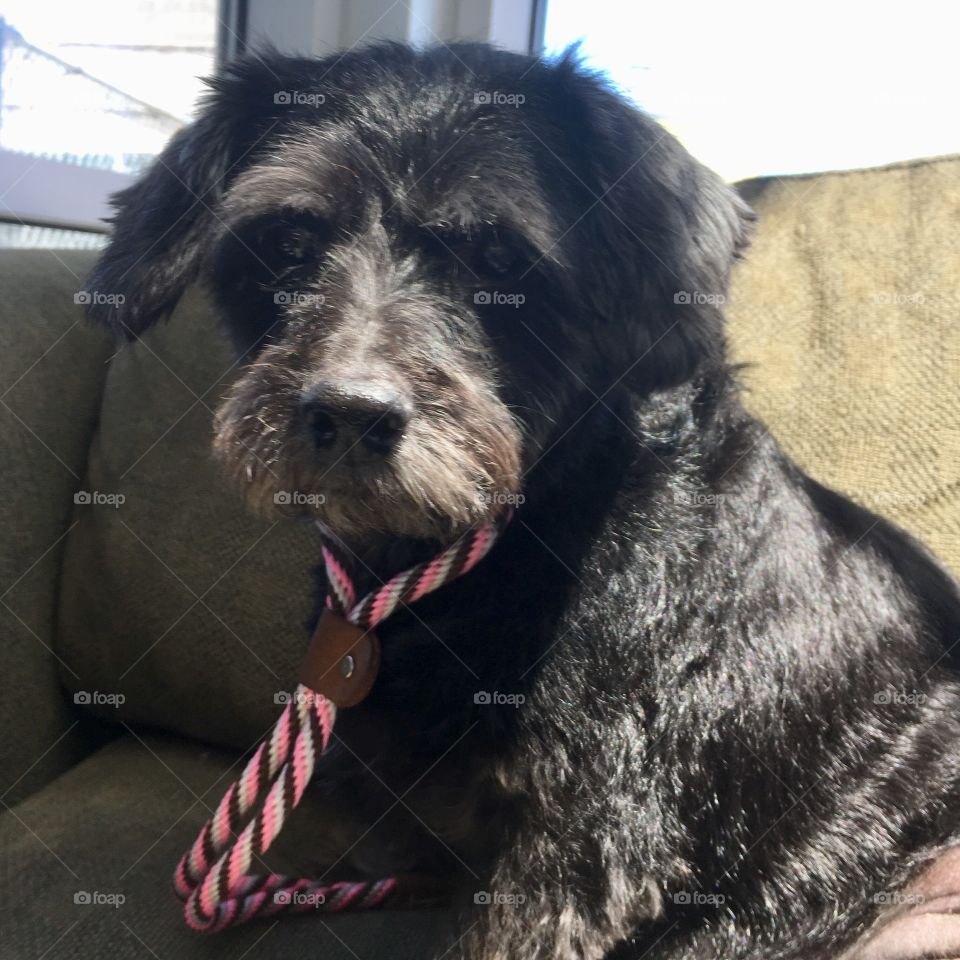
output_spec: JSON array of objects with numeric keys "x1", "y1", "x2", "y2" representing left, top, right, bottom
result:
[{"x1": 302, "y1": 381, "x2": 411, "y2": 455}]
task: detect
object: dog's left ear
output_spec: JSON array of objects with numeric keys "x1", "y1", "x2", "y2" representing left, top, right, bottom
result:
[
  {"x1": 84, "y1": 57, "x2": 285, "y2": 340},
  {"x1": 559, "y1": 58, "x2": 756, "y2": 389}
]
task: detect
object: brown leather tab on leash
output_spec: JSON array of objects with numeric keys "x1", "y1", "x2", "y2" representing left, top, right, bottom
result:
[{"x1": 298, "y1": 608, "x2": 381, "y2": 708}]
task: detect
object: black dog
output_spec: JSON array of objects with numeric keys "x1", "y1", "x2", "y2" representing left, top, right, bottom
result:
[{"x1": 85, "y1": 43, "x2": 960, "y2": 960}]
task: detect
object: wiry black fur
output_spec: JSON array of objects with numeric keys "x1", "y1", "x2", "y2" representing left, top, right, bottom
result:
[{"x1": 86, "y1": 43, "x2": 960, "y2": 960}]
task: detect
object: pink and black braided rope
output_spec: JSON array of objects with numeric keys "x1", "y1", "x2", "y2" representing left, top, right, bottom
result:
[
  {"x1": 322, "y1": 514, "x2": 504, "y2": 625},
  {"x1": 173, "y1": 512, "x2": 510, "y2": 932}
]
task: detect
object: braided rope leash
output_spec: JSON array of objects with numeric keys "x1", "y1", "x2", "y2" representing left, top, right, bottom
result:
[{"x1": 173, "y1": 513, "x2": 510, "y2": 932}]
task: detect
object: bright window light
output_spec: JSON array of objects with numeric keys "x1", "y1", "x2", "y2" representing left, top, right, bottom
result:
[
  {"x1": 542, "y1": 0, "x2": 960, "y2": 182},
  {"x1": 0, "y1": 1, "x2": 217, "y2": 175}
]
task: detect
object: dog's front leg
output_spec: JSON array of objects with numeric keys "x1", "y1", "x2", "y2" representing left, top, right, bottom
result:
[
  {"x1": 460, "y1": 839, "x2": 660, "y2": 960},
  {"x1": 457, "y1": 709, "x2": 662, "y2": 960}
]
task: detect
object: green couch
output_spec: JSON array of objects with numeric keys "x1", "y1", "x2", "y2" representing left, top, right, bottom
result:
[{"x1": 2, "y1": 154, "x2": 958, "y2": 958}]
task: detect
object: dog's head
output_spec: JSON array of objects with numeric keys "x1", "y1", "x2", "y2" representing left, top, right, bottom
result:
[{"x1": 85, "y1": 43, "x2": 753, "y2": 542}]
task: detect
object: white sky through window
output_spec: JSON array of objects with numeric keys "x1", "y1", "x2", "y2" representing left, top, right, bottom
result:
[{"x1": 543, "y1": 0, "x2": 960, "y2": 181}]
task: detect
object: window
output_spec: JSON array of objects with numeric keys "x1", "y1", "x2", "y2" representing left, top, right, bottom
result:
[
  {"x1": 540, "y1": 0, "x2": 960, "y2": 182},
  {"x1": 0, "y1": 0, "x2": 221, "y2": 233}
]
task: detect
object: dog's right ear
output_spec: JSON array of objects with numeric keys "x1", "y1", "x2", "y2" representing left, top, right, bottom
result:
[{"x1": 84, "y1": 59, "x2": 281, "y2": 340}]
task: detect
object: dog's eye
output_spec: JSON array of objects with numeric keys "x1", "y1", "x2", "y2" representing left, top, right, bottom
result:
[
  {"x1": 278, "y1": 228, "x2": 318, "y2": 264},
  {"x1": 251, "y1": 216, "x2": 332, "y2": 276},
  {"x1": 480, "y1": 240, "x2": 521, "y2": 276}
]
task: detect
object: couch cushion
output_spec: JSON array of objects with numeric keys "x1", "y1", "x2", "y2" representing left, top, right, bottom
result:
[
  {"x1": 0, "y1": 249, "x2": 110, "y2": 802},
  {"x1": 0, "y1": 732, "x2": 451, "y2": 960},
  {"x1": 729, "y1": 154, "x2": 960, "y2": 575},
  {"x1": 58, "y1": 293, "x2": 319, "y2": 750}
]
